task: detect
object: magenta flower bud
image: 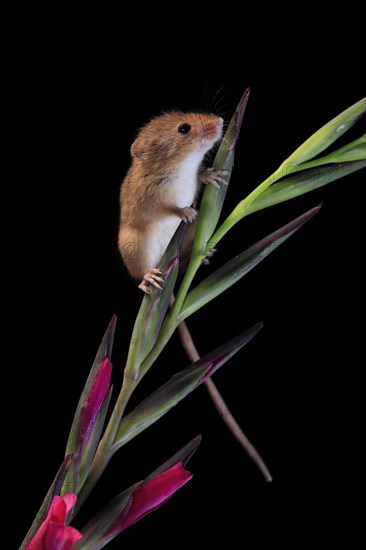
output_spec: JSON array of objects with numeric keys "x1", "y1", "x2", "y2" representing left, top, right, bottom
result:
[
  {"x1": 80, "y1": 357, "x2": 112, "y2": 445},
  {"x1": 119, "y1": 461, "x2": 192, "y2": 531}
]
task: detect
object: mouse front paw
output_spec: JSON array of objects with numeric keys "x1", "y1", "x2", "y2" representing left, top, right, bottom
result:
[
  {"x1": 199, "y1": 167, "x2": 230, "y2": 189},
  {"x1": 138, "y1": 268, "x2": 165, "y2": 293},
  {"x1": 179, "y1": 206, "x2": 197, "y2": 223}
]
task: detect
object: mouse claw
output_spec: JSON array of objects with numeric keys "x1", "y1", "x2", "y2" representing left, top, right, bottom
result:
[
  {"x1": 205, "y1": 247, "x2": 217, "y2": 258},
  {"x1": 138, "y1": 281, "x2": 152, "y2": 293},
  {"x1": 139, "y1": 268, "x2": 165, "y2": 293},
  {"x1": 179, "y1": 206, "x2": 197, "y2": 223},
  {"x1": 200, "y1": 168, "x2": 230, "y2": 188},
  {"x1": 202, "y1": 247, "x2": 217, "y2": 266},
  {"x1": 206, "y1": 179, "x2": 220, "y2": 189}
]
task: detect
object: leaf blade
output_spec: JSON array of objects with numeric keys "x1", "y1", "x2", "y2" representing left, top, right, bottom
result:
[
  {"x1": 193, "y1": 88, "x2": 250, "y2": 252},
  {"x1": 281, "y1": 96, "x2": 365, "y2": 167},
  {"x1": 246, "y1": 161, "x2": 365, "y2": 215},
  {"x1": 112, "y1": 325, "x2": 262, "y2": 451},
  {"x1": 180, "y1": 206, "x2": 321, "y2": 320},
  {"x1": 299, "y1": 134, "x2": 366, "y2": 167},
  {"x1": 209, "y1": 98, "x2": 365, "y2": 248}
]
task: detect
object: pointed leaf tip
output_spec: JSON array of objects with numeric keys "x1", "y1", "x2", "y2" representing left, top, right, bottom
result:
[
  {"x1": 282, "y1": 96, "x2": 366, "y2": 167},
  {"x1": 106, "y1": 314, "x2": 117, "y2": 359},
  {"x1": 192, "y1": 87, "x2": 251, "y2": 251},
  {"x1": 232, "y1": 87, "x2": 250, "y2": 147},
  {"x1": 145, "y1": 434, "x2": 202, "y2": 481},
  {"x1": 200, "y1": 323, "x2": 263, "y2": 381}
]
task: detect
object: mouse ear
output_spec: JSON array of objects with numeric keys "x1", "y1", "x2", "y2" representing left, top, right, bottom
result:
[{"x1": 131, "y1": 136, "x2": 146, "y2": 159}]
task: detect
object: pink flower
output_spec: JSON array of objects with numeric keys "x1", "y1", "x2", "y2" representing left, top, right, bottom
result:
[
  {"x1": 118, "y1": 461, "x2": 192, "y2": 532},
  {"x1": 27, "y1": 493, "x2": 82, "y2": 550}
]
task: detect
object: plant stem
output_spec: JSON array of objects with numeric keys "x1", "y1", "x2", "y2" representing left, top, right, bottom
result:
[
  {"x1": 139, "y1": 256, "x2": 202, "y2": 377},
  {"x1": 176, "y1": 315, "x2": 273, "y2": 482},
  {"x1": 210, "y1": 166, "x2": 285, "y2": 248},
  {"x1": 76, "y1": 260, "x2": 204, "y2": 509},
  {"x1": 173, "y1": 256, "x2": 202, "y2": 315}
]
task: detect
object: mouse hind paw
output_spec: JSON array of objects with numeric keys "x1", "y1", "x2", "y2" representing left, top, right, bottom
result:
[
  {"x1": 202, "y1": 247, "x2": 217, "y2": 265},
  {"x1": 179, "y1": 206, "x2": 197, "y2": 223},
  {"x1": 138, "y1": 268, "x2": 165, "y2": 293}
]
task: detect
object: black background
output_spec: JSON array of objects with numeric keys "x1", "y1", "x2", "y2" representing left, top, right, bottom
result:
[{"x1": 5, "y1": 4, "x2": 364, "y2": 549}]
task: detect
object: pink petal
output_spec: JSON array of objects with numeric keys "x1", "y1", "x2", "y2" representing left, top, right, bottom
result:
[
  {"x1": 49, "y1": 494, "x2": 77, "y2": 523},
  {"x1": 119, "y1": 462, "x2": 192, "y2": 531},
  {"x1": 81, "y1": 358, "x2": 112, "y2": 443},
  {"x1": 26, "y1": 532, "x2": 47, "y2": 550},
  {"x1": 45, "y1": 522, "x2": 83, "y2": 550},
  {"x1": 26, "y1": 494, "x2": 80, "y2": 550},
  {"x1": 27, "y1": 498, "x2": 66, "y2": 550}
]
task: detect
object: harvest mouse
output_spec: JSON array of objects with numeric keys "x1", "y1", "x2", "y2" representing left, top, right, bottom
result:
[{"x1": 118, "y1": 111, "x2": 227, "y2": 293}]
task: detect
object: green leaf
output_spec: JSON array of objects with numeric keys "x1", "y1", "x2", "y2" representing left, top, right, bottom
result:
[
  {"x1": 298, "y1": 134, "x2": 366, "y2": 168},
  {"x1": 19, "y1": 455, "x2": 73, "y2": 550},
  {"x1": 65, "y1": 315, "x2": 116, "y2": 457},
  {"x1": 112, "y1": 325, "x2": 262, "y2": 452},
  {"x1": 246, "y1": 161, "x2": 365, "y2": 215},
  {"x1": 281, "y1": 96, "x2": 365, "y2": 168},
  {"x1": 179, "y1": 206, "x2": 321, "y2": 320},
  {"x1": 193, "y1": 88, "x2": 250, "y2": 254},
  {"x1": 76, "y1": 485, "x2": 138, "y2": 550},
  {"x1": 209, "y1": 98, "x2": 365, "y2": 248},
  {"x1": 123, "y1": 222, "x2": 187, "y2": 382}
]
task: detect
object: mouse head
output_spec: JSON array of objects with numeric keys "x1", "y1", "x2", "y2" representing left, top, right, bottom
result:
[{"x1": 130, "y1": 111, "x2": 223, "y2": 165}]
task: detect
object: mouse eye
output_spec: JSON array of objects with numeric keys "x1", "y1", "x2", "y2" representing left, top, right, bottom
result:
[{"x1": 178, "y1": 123, "x2": 191, "y2": 134}]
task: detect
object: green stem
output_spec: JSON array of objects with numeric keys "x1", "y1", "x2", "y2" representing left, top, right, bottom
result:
[
  {"x1": 138, "y1": 314, "x2": 177, "y2": 378},
  {"x1": 209, "y1": 165, "x2": 285, "y2": 248},
  {"x1": 75, "y1": 259, "x2": 204, "y2": 511},
  {"x1": 139, "y1": 255, "x2": 202, "y2": 377},
  {"x1": 173, "y1": 256, "x2": 202, "y2": 314}
]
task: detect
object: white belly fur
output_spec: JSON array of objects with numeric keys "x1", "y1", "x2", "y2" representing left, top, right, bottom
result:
[
  {"x1": 147, "y1": 152, "x2": 203, "y2": 268},
  {"x1": 146, "y1": 215, "x2": 181, "y2": 268},
  {"x1": 167, "y1": 152, "x2": 203, "y2": 207}
]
